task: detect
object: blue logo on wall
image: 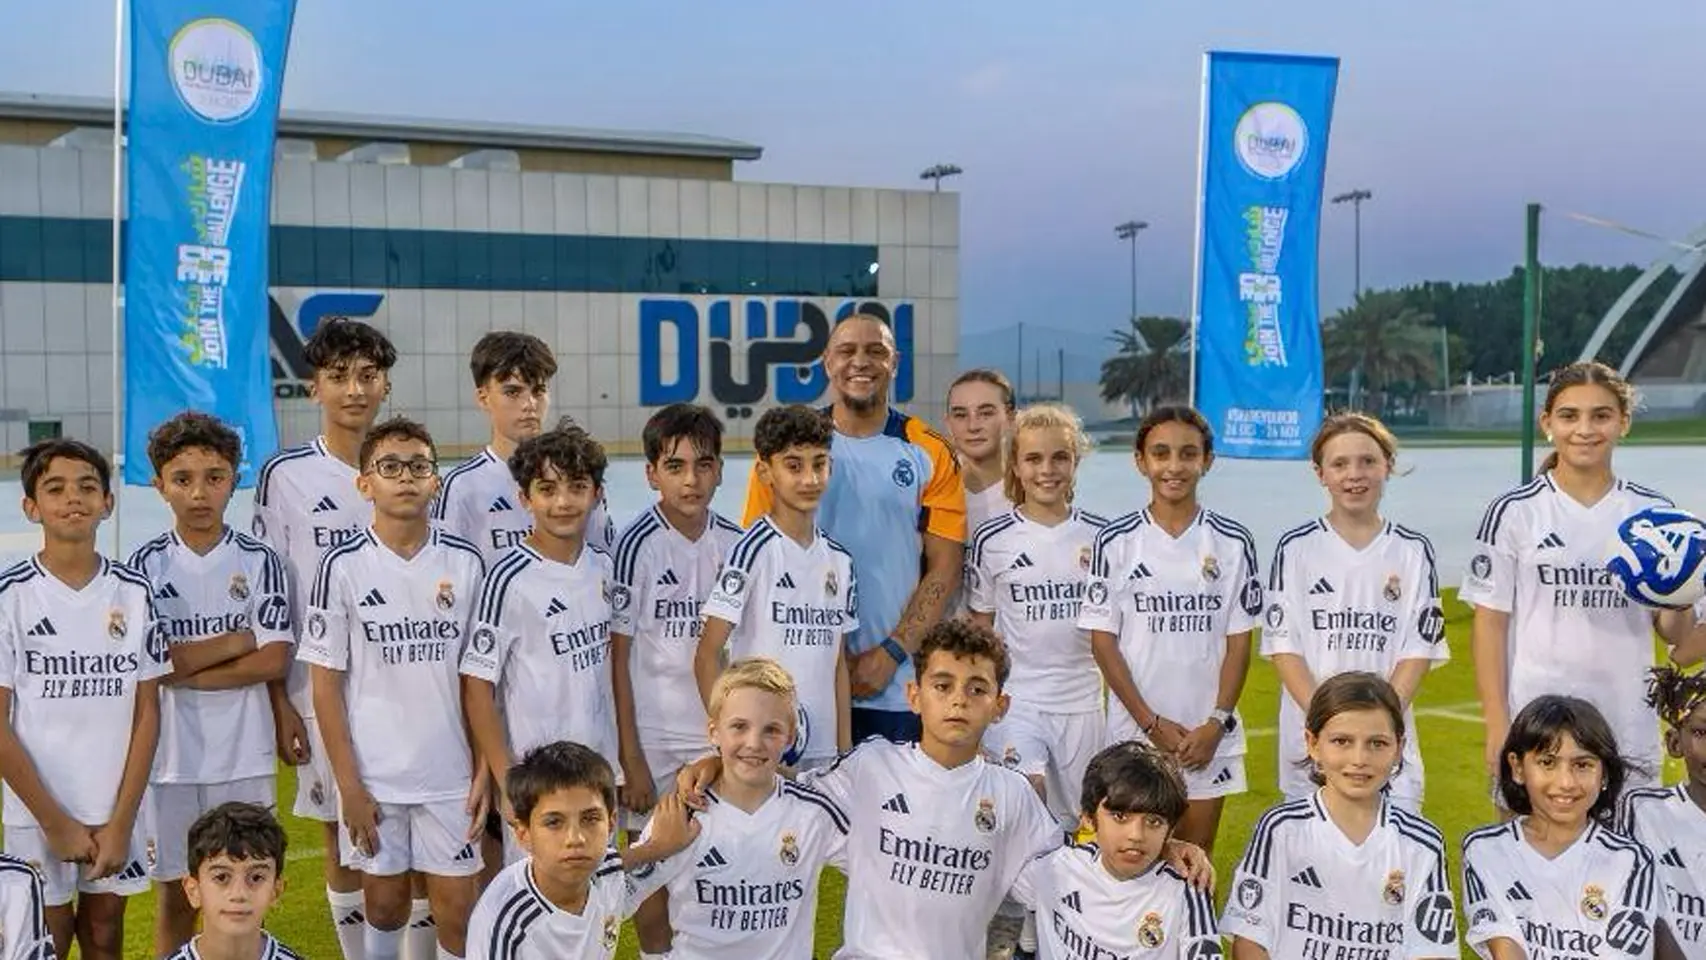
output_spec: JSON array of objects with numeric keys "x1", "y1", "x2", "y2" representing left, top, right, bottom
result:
[
  {"x1": 640, "y1": 298, "x2": 914, "y2": 419},
  {"x1": 266, "y1": 291, "x2": 386, "y2": 398}
]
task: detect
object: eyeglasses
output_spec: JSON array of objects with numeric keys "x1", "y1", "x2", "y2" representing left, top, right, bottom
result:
[{"x1": 369, "y1": 457, "x2": 437, "y2": 480}]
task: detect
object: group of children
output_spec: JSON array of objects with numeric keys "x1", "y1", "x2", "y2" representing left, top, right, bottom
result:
[{"x1": 0, "y1": 308, "x2": 1701, "y2": 959}]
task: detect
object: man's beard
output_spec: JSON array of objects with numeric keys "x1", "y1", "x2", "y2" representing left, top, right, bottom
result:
[{"x1": 840, "y1": 386, "x2": 887, "y2": 414}]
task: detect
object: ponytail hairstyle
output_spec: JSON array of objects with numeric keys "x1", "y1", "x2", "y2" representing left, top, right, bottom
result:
[
  {"x1": 1002, "y1": 403, "x2": 1093, "y2": 506},
  {"x1": 1310, "y1": 412, "x2": 1403, "y2": 473},
  {"x1": 1537, "y1": 361, "x2": 1634, "y2": 474},
  {"x1": 946, "y1": 368, "x2": 1016, "y2": 412}
]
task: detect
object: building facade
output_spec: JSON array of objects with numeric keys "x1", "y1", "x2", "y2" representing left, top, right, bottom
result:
[{"x1": 0, "y1": 93, "x2": 960, "y2": 462}]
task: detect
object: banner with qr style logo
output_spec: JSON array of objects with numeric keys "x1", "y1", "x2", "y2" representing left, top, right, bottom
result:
[
  {"x1": 1194, "y1": 51, "x2": 1338, "y2": 460},
  {"x1": 123, "y1": 0, "x2": 297, "y2": 486}
]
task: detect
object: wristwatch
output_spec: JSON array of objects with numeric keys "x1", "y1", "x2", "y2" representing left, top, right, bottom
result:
[
  {"x1": 879, "y1": 637, "x2": 909, "y2": 666},
  {"x1": 1208, "y1": 709, "x2": 1237, "y2": 732}
]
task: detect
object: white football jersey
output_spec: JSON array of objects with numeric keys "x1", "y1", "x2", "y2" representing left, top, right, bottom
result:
[
  {"x1": 1462, "y1": 474, "x2": 1672, "y2": 769},
  {"x1": 1462, "y1": 819, "x2": 1660, "y2": 960},
  {"x1": 964, "y1": 483, "x2": 1012, "y2": 544},
  {"x1": 702, "y1": 517, "x2": 858, "y2": 765},
  {"x1": 801, "y1": 738, "x2": 1062, "y2": 960},
  {"x1": 1261, "y1": 520, "x2": 1448, "y2": 802},
  {"x1": 0, "y1": 557, "x2": 170, "y2": 827},
  {"x1": 1222, "y1": 793, "x2": 1458, "y2": 959},
  {"x1": 466, "y1": 852, "x2": 635, "y2": 960},
  {"x1": 610, "y1": 507, "x2": 745, "y2": 752},
  {"x1": 0, "y1": 853, "x2": 53, "y2": 960},
  {"x1": 298, "y1": 527, "x2": 483, "y2": 804},
  {"x1": 128, "y1": 528, "x2": 293, "y2": 784},
  {"x1": 630, "y1": 777, "x2": 849, "y2": 960},
  {"x1": 433, "y1": 447, "x2": 615, "y2": 564},
  {"x1": 967, "y1": 508, "x2": 1107, "y2": 711},
  {"x1": 1619, "y1": 786, "x2": 1706, "y2": 957},
  {"x1": 163, "y1": 932, "x2": 303, "y2": 960},
  {"x1": 1078, "y1": 508, "x2": 1263, "y2": 753},
  {"x1": 1009, "y1": 843, "x2": 1220, "y2": 960},
  {"x1": 252, "y1": 437, "x2": 371, "y2": 718},
  {"x1": 461, "y1": 542, "x2": 618, "y2": 765}
]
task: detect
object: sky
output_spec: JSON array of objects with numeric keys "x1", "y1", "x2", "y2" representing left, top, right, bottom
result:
[{"x1": 3, "y1": 0, "x2": 1704, "y2": 340}]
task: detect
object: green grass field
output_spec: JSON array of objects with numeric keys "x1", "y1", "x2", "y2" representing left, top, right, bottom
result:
[{"x1": 99, "y1": 589, "x2": 1682, "y2": 959}]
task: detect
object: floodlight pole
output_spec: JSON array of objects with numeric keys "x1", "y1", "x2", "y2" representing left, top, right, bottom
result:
[{"x1": 1520, "y1": 203, "x2": 1542, "y2": 481}]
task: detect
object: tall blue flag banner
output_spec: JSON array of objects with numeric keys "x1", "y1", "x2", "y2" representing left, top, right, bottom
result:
[
  {"x1": 1193, "y1": 51, "x2": 1338, "y2": 460},
  {"x1": 123, "y1": 0, "x2": 296, "y2": 486}
]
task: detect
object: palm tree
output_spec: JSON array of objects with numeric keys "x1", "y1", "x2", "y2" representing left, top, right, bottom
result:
[
  {"x1": 1100, "y1": 316, "x2": 1189, "y2": 421},
  {"x1": 1322, "y1": 291, "x2": 1440, "y2": 414}
]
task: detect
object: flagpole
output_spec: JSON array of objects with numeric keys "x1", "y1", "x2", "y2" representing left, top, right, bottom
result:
[
  {"x1": 109, "y1": 0, "x2": 126, "y2": 559},
  {"x1": 1186, "y1": 53, "x2": 1209, "y2": 408}
]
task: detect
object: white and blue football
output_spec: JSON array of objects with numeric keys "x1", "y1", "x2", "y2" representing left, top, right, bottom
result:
[{"x1": 1605, "y1": 506, "x2": 1706, "y2": 608}]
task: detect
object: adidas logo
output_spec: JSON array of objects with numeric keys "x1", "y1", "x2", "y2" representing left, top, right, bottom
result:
[
  {"x1": 114, "y1": 860, "x2": 148, "y2": 883},
  {"x1": 1290, "y1": 866, "x2": 1323, "y2": 888},
  {"x1": 544, "y1": 598, "x2": 569, "y2": 618},
  {"x1": 409, "y1": 914, "x2": 438, "y2": 929},
  {"x1": 1660, "y1": 847, "x2": 1686, "y2": 869},
  {"x1": 337, "y1": 910, "x2": 368, "y2": 927},
  {"x1": 1010, "y1": 553, "x2": 1035, "y2": 570},
  {"x1": 155, "y1": 582, "x2": 181, "y2": 600},
  {"x1": 656, "y1": 569, "x2": 680, "y2": 587},
  {"x1": 1308, "y1": 578, "x2": 1335, "y2": 596},
  {"x1": 1128, "y1": 563, "x2": 1154, "y2": 580},
  {"x1": 776, "y1": 572, "x2": 797, "y2": 590},
  {"x1": 25, "y1": 618, "x2": 55, "y2": 637},
  {"x1": 489, "y1": 497, "x2": 515, "y2": 513},
  {"x1": 881, "y1": 793, "x2": 910, "y2": 814},
  {"x1": 311, "y1": 496, "x2": 338, "y2": 514},
  {"x1": 358, "y1": 588, "x2": 387, "y2": 608},
  {"x1": 696, "y1": 847, "x2": 728, "y2": 870},
  {"x1": 1060, "y1": 891, "x2": 1082, "y2": 913},
  {"x1": 1538, "y1": 532, "x2": 1566, "y2": 550},
  {"x1": 1212, "y1": 767, "x2": 1234, "y2": 786},
  {"x1": 1506, "y1": 881, "x2": 1533, "y2": 902},
  {"x1": 452, "y1": 844, "x2": 476, "y2": 863}
]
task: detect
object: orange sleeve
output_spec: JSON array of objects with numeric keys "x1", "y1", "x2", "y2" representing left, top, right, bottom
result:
[
  {"x1": 741, "y1": 462, "x2": 773, "y2": 527},
  {"x1": 908, "y1": 418, "x2": 966, "y2": 543}
]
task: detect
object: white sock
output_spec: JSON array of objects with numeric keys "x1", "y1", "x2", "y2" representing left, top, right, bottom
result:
[
  {"x1": 403, "y1": 899, "x2": 437, "y2": 960},
  {"x1": 1020, "y1": 912, "x2": 1038, "y2": 952},
  {"x1": 435, "y1": 946, "x2": 461, "y2": 960},
  {"x1": 364, "y1": 922, "x2": 403, "y2": 960},
  {"x1": 329, "y1": 887, "x2": 368, "y2": 960},
  {"x1": 640, "y1": 954, "x2": 673, "y2": 960}
]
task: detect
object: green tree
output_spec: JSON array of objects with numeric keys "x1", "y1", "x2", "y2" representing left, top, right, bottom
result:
[
  {"x1": 1322, "y1": 291, "x2": 1440, "y2": 414},
  {"x1": 1100, "y1": 316, "x2": 1188, "y2": 420}
]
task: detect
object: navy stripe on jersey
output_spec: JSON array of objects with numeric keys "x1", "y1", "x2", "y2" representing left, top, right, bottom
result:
[
  {"x1": 592, "y1": 849, "x2": 623, "y2": 879},
  {"x1": 434, "y1": 528, "x2": 487, "y2": 573},
  {"x1": 1267, "y1": 520, "x2": 1325, "y2": 593},
  {"x1": 1590, "y1": 825, "x2": 1657, "y2": 906},
  {"x1": 612, "y1": 509, "x2": 665, "y2": 585},
  {"x1": 1204, "y1": 510, "x2": 1259, "y2": 580},
  {"x1": 127, "y1": 532, "x2": 174, "y2": 572},
  {"x1": 1390, "y1": 523, "x2": 1441, "y2": 595},
  {"x1": 1460, "y1": 820, "x2": 1519, "y2": 864},
  {"x1": 823, "y1": 534, "x2": 854, "y2": 563},
  {"x1": 1088, "y1": 510, "x2": 1146, "y2": 578},
  {"x1": 310, "y1": 529, "x2": 374, "y2": 608},
  {"x1": 253, "y1": 442, "x2": 318, "y2": 508},
  {"x1": 110, "y1": 559, "x2": 153, "y2": 594},
  {"x1": 1621, "y1": 479, "x2": 1673, "y2": 506},
  {"x1": 1390, "y1": 806, "x2": 1449, "y2": 888},
  {"x1": 1076, "y1": 509, "x2": 1110, "y2": 528},
  {"x1": 0, "y1": 855, "x2": 48, "y2": 944},
  {"x1": 488, "y1": 885, "x2": 547, "y2": 960},
  {"x1": 779, "y1": 779, "x2": 851, "y2": 834},
  {"x1": 0, "y1": 560, "x2": 40, "y2": 598},
  {"x1": 232, "y1": 533, "x2": 289, "y2": 596},
  {"x1": 1616, "y1": 785, "x2": 1679, "y2": 835},
  {"x1": 968, "y1": 512, "x2": 1019, "y2": 568},
  {"x1": 476, "y1": 549, "x2": 536, "y2": 627},
  {"x1": 1474, "y1": 475, "x2": 1548, "y2": 544},
  {"x1": 432, "y1": 450, "x2": 495, "y2": 521},
  {"x1": 1183, "y1": 880, "x2": 1216, "y2": 937},
  {"x1": 1240, "y1": 797, "x2": 1314, "y2": 879},
  {"x1": 726, "y1": 520, "x2": 781, "y2": 573},
  {"x1": 1462, "y1": 862, "x2": 1491, "y2": 903},
  {"x1": 712, "y1": 514, "x2": 743, "y2": 536}
]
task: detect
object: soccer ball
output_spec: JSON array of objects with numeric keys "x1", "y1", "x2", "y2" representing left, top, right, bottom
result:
[{"x1": 1605, "y1": 506, "x2": 1706, "y2": 608}]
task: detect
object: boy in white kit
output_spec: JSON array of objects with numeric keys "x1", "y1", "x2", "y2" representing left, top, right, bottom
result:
[
  {"x1": 129, "y1": 412, "x2": 293, "y2": 955},
  {"x1": 300, "y1": 417, "x2": 488, "y2": 960},
  {"x1": 696, "y1": 404, "x2": 855, "y2": 770},
  {"x1": 0, "y1": 439, "x2": 170, "y2": 960},
  {"x1": 462, "y1": 425, "x2": 619, "y2": 863},
  {"x1": 251, "y1": 317, "x2": 395, "y2": 958},
  {"x1": 609, "y1": 404, "x2": 742, "y2": 960}
]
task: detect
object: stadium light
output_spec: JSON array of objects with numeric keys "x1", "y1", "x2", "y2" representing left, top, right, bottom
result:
[
  {"x1": 1114, "y1": 220, "x2": 1149, "y2": 336},
  {"x1": 919, "y1": 164, "x2": 963, "y2": 192}
]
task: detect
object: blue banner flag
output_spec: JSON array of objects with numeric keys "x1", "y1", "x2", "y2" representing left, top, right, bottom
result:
[
  {"x1": 122, "y1": 0, "x2": 296, "y2": 486},
  {"x1": 1193, "y1": 51, "x2": 1339, "y2": 460}
]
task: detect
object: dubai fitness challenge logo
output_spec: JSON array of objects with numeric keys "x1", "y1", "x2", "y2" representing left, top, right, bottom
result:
[
  {"x1": 1231, "y1": 102, "x2": 1305, "y2": 369},
  {"x1": 169, "y1": 19, "x2": 263, "y2": 123},
  {"x1": 1233, "y1": 102, "x2": 1306, "y2": 180}
]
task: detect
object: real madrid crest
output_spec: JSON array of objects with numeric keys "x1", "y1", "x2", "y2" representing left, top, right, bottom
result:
[
  {"x1": 719, "y1": 567, "x2": 747, "y2": 597},
  {"x1": 146, "y1": 838, "x2": 158, "y2": 869},
  {"x1": 310, "y1": 780, "x2": 325, "y2": 808},
  {"x1": 1382, "y1": 869, "x2": 1404, "y2": 906},
  {"x1": 824, "y1": 571, "x2": 838, "y2": 599},
  {"x1": 610, "y1": 584, "x2": 632, "y2": 613},
  {"x1": 228, "y1": 573, "x2": 250, "y2": 601},
  {"x1": 1136, "y1": 911, "x2": 1166, "y2": 948},
  {"x1": 307, "y1": 611, "x2": 327, "y2": 640},
  {"x1": 1078, "y1": 546, "x2": 1092, "y2": 571},
  {"x1": 107, "y1": 609, "x2": 127, "y2": 641},
  {"x1": 1382, "y1": 574, "x2": 1402, "y2": 603},
  {"x1": 1201, "y1": 556, "x2": 1221, "y2": 582},
  {"x1": 1581, "y1": 883, "x2": 1607, "y2": 921},
  {"x1": 1001, "y1": 745, "x2": 1020, "y2": 769},
  {"x1": 436, "y1": 580, "x2": 455, "y2": 611},
  {"x1": 602, "y1": 915, "x2": 619, "y2": 950},
  {"x1": 973, "y1": 797, "x2": 997, "y2": 833},
  {"x1": 779, "y1": 831, "x2": 800, "y2": 866}
]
